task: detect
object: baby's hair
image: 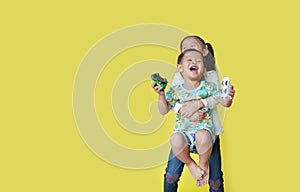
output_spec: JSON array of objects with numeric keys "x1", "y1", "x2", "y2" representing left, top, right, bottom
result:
[
  {"x1": 180, "y1": 35, "x2": 215, "y2": 57},
  {"x1": 177, "y1": 48, "x2": 204, "y2": 64}
]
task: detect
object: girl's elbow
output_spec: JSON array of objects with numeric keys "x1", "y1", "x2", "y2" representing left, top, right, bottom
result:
[{"x1": 225, "y1": 101, "x2": 232, "y2": 108}]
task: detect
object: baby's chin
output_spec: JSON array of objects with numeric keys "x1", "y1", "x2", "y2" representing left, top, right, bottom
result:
[
  {"x1": 188, "y1": 75, "x2": 203, "y2": 82},
  {"x1": 182, "y1": 71, "x2": 203, "y2": 81},
  {"x1": 190, "y1": 71, "x2": 202, "y2": 78}
]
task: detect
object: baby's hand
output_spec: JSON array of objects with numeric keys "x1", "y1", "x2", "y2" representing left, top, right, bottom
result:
[{"x1": 151, "y1": 82, "x2": 165, "y2": 95}]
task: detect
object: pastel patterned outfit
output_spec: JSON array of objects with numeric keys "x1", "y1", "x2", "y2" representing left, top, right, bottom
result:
[{"x1": 165, "y1": 81, "x2": 221, "y2": 153}]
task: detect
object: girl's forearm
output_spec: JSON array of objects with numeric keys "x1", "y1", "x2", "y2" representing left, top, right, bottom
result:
[{"x1": 218, "y1": 98, "x2": 232, "y2": 107}]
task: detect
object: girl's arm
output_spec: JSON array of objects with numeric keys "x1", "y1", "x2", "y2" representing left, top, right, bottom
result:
[
  {"x1": 218, "y1": 97, "x2": 232, "y2": 107},
  {"x1": 209, "y1": 80, "x2": 234, "y2": 108}
]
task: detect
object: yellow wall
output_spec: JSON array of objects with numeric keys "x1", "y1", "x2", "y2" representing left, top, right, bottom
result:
[{"x1": 1, "y1": 1, "x2": 300, "y2": 191}]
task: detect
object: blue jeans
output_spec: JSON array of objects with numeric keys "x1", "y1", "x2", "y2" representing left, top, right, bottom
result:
[{"x1": 164, "y1": 136, "x2": 224, "y2": 192}]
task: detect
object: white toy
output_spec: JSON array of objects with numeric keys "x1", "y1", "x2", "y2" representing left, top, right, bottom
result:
[{"x1": 221, "y1": 77, "x2": 231, "y2": 98}]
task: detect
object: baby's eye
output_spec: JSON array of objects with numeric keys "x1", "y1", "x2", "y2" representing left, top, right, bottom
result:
[
  {"x1": 187, "y1": 59, "x2": 192, "y2": 61},
  {"x1": 196, "y1": 59, "x2": 202, "y2": 62}
]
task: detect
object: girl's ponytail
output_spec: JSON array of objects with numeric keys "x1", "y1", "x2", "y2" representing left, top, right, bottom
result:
[
  {"x1": 205, "y1": 43, "x2": 215, "y2": 58},
  {"x1": 204, "y1": 42, "x2": 216, "y2": 71},
  {"x1": 191, "y1": 35, "x2": 215, "y2": 59}
]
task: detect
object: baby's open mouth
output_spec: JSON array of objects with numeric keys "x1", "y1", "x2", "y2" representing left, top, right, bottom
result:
[{"x1": 189, "y1": 66, "x2": 198, "y2": 71}]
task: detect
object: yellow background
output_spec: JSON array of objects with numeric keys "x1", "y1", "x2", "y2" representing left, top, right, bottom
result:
[{"x1": 1, "y1": 0, "x2": 300, "y2": 191}]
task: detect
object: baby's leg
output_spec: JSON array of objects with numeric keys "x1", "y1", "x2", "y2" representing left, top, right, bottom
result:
[
  {"x1": 170, "y1": 132, "x2": 204, "y2": 182},
  {"x1": 195, "y1": 130, "x2": 213, "y2": 186}
]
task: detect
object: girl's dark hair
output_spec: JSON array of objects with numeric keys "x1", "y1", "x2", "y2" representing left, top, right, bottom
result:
[
  {"x1": 177, "y1": 48, "x2": 203, "y2": 64},
  {"x1": 205, "y1": 42, "x2": 214, "y2": 57},
  {"x1": 180, "y1": 35, "x2": 215, "y2": 58}
]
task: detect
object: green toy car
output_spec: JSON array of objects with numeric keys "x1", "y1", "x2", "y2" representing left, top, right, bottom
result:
[{"x1": 151, "y1": 73, "x2": 168, "y2": 91}]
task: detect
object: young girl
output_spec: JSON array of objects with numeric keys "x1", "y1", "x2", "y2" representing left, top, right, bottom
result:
[
  {"x1": 152, "y1": 49, "x2": 231, "y2": 187},
  {"x1": 164, "y1": 36, "x2": 235, "y2": 192}
]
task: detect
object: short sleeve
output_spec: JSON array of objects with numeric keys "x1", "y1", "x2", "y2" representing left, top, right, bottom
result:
[
  {"x1": 165, "y1": 86, "x2": 180, "y2": 109},
  {"x1": 207, "y1": 81, "x2": 221, "y2": 99}
]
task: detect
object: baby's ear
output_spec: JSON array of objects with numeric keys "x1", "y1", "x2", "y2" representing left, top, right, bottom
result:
[
  {"x1": 203, "y1": 48, "x2": 209, "y2": 56},
  {"x1": 177, "y1": 64, "x2": 183, "y2": 72}
]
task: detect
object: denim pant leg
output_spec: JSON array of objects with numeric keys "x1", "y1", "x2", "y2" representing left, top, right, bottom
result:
[
  {"x1": 208, "y1": 136, "x2": 224, "y2": 192},
  {"x1": 164, "y1": 149, "x2": 185, "y2": 192}
]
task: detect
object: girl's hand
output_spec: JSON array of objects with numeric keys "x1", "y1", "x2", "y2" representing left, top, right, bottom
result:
[
  {"x1": 151, "y1": 82, "x2": 165, "y2": 95},
  {"x1": 228, "y1": 85, "x2": 235, "y2": 99},
  {"x1": 179, "y1": 100, "x2": 203, "y2": 117},
  {"x1": 187, "y1": 110, "x2": 207, "y2": 122}
]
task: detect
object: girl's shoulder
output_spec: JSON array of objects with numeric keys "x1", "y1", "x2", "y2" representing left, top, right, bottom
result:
[
  {"x1": 172, "y1": 72, "x2": 184, "y2": 86},
  {"x1": 205, "y1": 70, "x2": 219, "y2": 81}
]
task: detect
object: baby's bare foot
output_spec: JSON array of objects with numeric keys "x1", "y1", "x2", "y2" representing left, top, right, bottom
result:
[
  {"x1": 196, "y1": 178, "x2": 206, "y2": 187},
  {"x1": 196, "y1": 170, "x2": 207, "y2": 187},
  {"x1": 199, "y1": 162, "x2": 210, "y2": 186},
  {"x1": 186, "y1": 162, "x2": 204, "y2": 182}
]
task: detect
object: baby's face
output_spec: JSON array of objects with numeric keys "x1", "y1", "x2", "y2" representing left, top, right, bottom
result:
[
  {"x1": 181, "y1": 37, "x2": 205, "y2": 53},
  {"x1": 179, "y1": 50, "x2": 205, "y2": 81}
]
